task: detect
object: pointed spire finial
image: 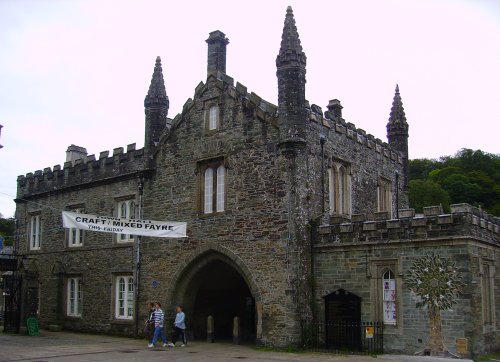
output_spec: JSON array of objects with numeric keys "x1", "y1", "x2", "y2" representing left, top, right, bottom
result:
[
  {"x1": 276, "y1": 6, "x2": 306, "y2": 68},
  {"x1": 145, "y1": 56, "x2": 169, "y2": 108},
  {"x1": 387, "y1": 84, "x2": 407, "y2": 127}
]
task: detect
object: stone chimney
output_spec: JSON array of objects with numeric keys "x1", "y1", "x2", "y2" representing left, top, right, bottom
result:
[
  {"x1": 327, "y1": 99, "x2": 343, "y2": 119},
  {"x1": 66, "y1": 144, "x2": 87, "y2": 165},
  {"x1": 206, "y1": 30, "x2": 229, "y2": 76}
]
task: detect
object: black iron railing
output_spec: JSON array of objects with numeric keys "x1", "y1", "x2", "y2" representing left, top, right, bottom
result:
[{"x1": 301, "y1": 320, "x2": 384, "y2": 354}]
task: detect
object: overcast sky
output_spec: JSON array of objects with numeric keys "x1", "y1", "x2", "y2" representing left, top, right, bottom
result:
[{"x1": 0, "y1": 0, "x2": 499, "y2": 218}]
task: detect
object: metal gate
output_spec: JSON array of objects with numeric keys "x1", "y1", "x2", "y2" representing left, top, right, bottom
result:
[{"x1": 3, "y1": 273, "x2": 22, "y2": 333}]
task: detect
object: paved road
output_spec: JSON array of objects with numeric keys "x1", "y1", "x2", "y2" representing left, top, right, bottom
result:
[{"x1": 0, "y1": 330, "x2": 472, "y2": 362}]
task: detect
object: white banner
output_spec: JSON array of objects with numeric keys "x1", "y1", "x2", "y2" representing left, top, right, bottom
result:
[{"x1": 62, "y1": 211, "x2": 187, "y2": 238}]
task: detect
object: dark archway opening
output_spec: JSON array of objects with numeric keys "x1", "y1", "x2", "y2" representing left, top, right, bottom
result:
[
  {"x1": 324, "y1": 288, "x2": 361, "y2": 351},
  {"x1": 183, "y1": 259, "x2": 256, "y2": 343}
]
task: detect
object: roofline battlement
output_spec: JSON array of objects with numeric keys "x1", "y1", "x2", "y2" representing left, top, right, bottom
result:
[
  {"x1": 316, "y1": 203, "x2": 500, "y2": 247},
  {"x1": 17, "y1": 143, "x2": 146, "y2": 199},
  {"x1": 309, "y1": 103, "x2": 404, "y2": 165},
  {"x1": 156, "y1": 71, "x2": 280, "y2": 148}
]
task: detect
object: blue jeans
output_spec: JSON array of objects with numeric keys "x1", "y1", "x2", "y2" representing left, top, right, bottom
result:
[{"x1": 151, "y1": 326, "x2": 167, "y2": 345}]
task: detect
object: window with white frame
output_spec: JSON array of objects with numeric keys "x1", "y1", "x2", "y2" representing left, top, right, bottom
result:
[
  {"x1": 117, "y1": 200, "x2": 135, "y2": 242},
  {"x1": 482, "y1": 263, "x2": 495, "y2": 324},
  {"x1": 382, "y1": 270, "x2": 396, "y2": 325},
  {"x1": 208, "y1": 105, "x2": 219, "y2": 131},
  {"x1": 115, "y1": 275, "x2": 134, "y2": 320},
  {"x1": 68, "y1": 208, "x2": 84, "y2": 247},
  {"x1": 67, "y1": 277, "x2": 82, "y2": 317},
  {"x1": 378, "y1": 178, "x2": 392, "y2": 214},
  {"x1": 328, "y1": 163, "x2": 351, "y2": 215},
  {"x1": 202, "y1": 161, "x2": 225, "y2": 214},
  {"x1": 29, "y1": 214, "x2": 42, "y2": 250}
]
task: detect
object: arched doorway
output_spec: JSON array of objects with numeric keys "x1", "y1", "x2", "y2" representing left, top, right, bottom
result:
[{"x1": 171, "y1": 250, "x2": 259, "y2": 343}]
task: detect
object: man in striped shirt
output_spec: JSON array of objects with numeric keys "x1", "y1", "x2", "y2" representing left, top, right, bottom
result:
[{"x1": 148, "y1": 302, "x2": 169, "y2": 348}]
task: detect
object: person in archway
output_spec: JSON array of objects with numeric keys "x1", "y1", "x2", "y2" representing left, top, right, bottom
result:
[
  {"x1": 169, "y1": 305, "x2": 187, "y2": 347},
  {"x1": 148, "y1": 302, "x2": 169, "y2": 348},
  {"x1": 144, "y1": 302, "x2": 155, "y2": 344}
]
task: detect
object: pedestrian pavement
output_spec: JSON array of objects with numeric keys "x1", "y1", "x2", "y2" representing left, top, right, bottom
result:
[{"x1": 0, "y1": 330, "x2": 473, "y2": 362}]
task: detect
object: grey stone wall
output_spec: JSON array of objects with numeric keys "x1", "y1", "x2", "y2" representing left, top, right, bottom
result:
[
  {"x1": 15, "y1": 177, "x2": 140, "y2": 334},
  {"x1": 313, "y1": 204, "x2": 500, "y2": 355}
]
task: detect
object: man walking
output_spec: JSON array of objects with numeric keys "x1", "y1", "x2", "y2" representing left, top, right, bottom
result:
[
  {"x1": 148, "y1": 302, "x2": 168, "y2": 348},
  {"x1": 169, "y1": 305, "x2": 187, "y2": 347},
  {"x1": 144, "y1": 302, "x2": 155, "y2": 344}
]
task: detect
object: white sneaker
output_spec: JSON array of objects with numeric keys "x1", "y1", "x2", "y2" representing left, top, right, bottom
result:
[
  {"x1": 162, "y1": 343, "x2": 168, "y2": 347},
  {"x1": 167, "y1": 342, "x2": 175, "y2": 347},
  {"x1": 181, "y1": 344, "x2": 186, "y2": 347},
  {"x1": 148, "y1": 344, "x2": 154, "y2": 348}
]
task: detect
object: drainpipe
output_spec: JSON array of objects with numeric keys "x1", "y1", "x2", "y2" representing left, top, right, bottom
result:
[{"x1": 134, "y1": 177, "x2": 145, "y2": 336}]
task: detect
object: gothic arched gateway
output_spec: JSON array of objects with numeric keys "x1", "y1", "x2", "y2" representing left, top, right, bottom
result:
[{"x1": 169, "y1": 248, "x2": 262, "y2": 343}]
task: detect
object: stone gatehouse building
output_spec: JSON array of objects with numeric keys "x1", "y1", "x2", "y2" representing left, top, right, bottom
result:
[{"x1": 13, "y1": 7, "x2": 499, "y2": 356}]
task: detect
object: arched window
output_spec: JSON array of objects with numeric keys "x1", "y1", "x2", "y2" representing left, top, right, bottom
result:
[
  {"x1": 208, "y1": 106, "x2": 218, "y2": 130},
  {"x1": 117, "y1": 200, "x2": 135, "y2": 242},
  {"x1": 328, "y1": 163, "x2": 351, "y2": 215},
  {"x1": 378, "y1": 178, "x2": 392, "y2": 214},
  {"x1": 204, "y1": 168, "x2": 214, "y2": 214},
  {"x1": 201, "y1": 161, "x2": 226, "y2": 214},
  {"x1": 216, "y1": 165, "x2": 225, "y2": 212},
  {"x1": 115, "y1": 275, "x2": 134, "y2": 319},
  {"x1": 338, "y1": 166, "x2": 346, "y2": 214},
  {"x1": 68, "y1": 208, "x2": 84, "y2": 247},
  {"x1": 382, "y1": 270, "x2": 396, "y2": 325}
]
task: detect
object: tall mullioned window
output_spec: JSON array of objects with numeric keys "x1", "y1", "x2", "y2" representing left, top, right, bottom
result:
[
  {"x1": 67, "y1": 277, "x2": 82, "y2": 317},
  {"x1": 117, "y1": 200, "x2": 135, "y2": 242},
  {"x1": 378, "y1": 178, "x2": 392, "y2": 214},
  {"x1": 202, "y1": 161, "x2": 226, "y2": 214},
  {"x1": 328, "y1": 163, "x2": 351, "y2": 215},
  {"x1": 30, "y1": 215, "x2": 42, "y2": 250},
  {"x1": 68, "y1": 208, "x2": 84, "y2": 247},
  {"x1": 115, "y1": 275, "x2": 134, "y2": 320},
  {"x1": 382, "y1": 270, "x2": 396, "y2": 325}
]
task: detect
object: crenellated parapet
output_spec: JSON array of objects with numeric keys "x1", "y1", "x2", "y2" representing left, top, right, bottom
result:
[
  {"x1": 163, "y1": 71, "x2": 280, "y2": 140},
  {"x1": 309, "y1": 102, "x2": 404, "y2": 166},
  {"x1": 17, "y1": 143, "x2": 146, "y2": 199},
  {"x1": 316, "y1": 203, "x2": 500, "y2": 246}
]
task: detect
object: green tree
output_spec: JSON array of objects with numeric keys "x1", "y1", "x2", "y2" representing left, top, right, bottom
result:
[
  {"x1": 0, "y1": 217, "x2": 16, "y2": 247},
  {"x1": 409, "y1": 180, "x2": 450, "y2": 213},
  {"x1": 410, "y1": 149, "x2": 500, "y2": 216}
]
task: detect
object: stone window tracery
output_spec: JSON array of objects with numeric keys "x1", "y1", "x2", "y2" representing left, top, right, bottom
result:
[
  {"x1": 377, "y1": 177, "x2": 392, "y2": 214},
  {"x1": 328, "y1": 162, "x2": 351, "y2": 215},
  {"x1": 202, "y1": 161, "x2": 226, "y2": 214}
]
